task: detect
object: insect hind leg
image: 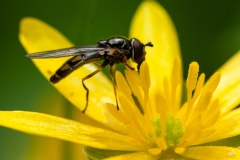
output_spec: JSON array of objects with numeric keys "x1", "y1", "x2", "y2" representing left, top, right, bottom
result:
[{"x1": 82, "y1": 62, "x2": 108, "y2": 113}]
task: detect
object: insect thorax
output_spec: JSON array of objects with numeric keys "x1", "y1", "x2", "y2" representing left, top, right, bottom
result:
[{"x1": 98, "y1": 37, "x2": 132, "y2": 64}]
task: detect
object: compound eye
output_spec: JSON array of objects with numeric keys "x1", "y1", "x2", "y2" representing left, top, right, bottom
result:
[{"x1": 131, "y1": 39, "x2": 145, "y2": 64}]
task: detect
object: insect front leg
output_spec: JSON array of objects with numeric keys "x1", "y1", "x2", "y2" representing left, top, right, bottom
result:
[
  {"x1": 122, "y1": 56, "x2": 135, "y2": 70},
  {"x1": 125, "y1": 63, "x2": 135, "y2": 70},
  {"x1": 82, "y1": 62, "x2": 108, "y2": 113}
]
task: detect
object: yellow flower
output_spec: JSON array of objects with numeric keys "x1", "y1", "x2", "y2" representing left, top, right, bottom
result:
[{"x1": 1, "y1": 1, "x2": 240, "y2": 159}]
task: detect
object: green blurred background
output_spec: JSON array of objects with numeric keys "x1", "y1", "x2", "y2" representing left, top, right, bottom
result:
[{"x1": 0, "y1": 0, "x2": 239, "y2": 159}]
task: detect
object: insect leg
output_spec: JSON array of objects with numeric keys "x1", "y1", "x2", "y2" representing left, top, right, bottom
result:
[
  {"x1": 122, "y1": 56, "x2": 134, "y2": 70},
  {"x1": 109, "y1": 64, "x2": 119, "y2": 110},
  {"x1": 82, "y1": 62, "x2": 108, "y2": 113},
  {"x1": 92, "y1": 62, "x2": 101, "y2": 67},
  {"x1": 137, "y1": 62, "x2": 143, "y2": 71},
  {"x1": 125, "y1": 63, "x2": 135, "y2": 70}
]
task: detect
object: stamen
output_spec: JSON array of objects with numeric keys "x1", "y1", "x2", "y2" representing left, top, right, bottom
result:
[
  {"x1": 202, "y1": 72, "x2": 221, "y2": 94},
  {"x1": 201, "y1": 100, "x2": 219, "y2": 127},
  {"x1": 140, "y1": 61, "x2": 150, "y2": 93},
  {"x1": 171, "y1": 57, "x2": 182, "y2": 90},
  {"x1": 190, "y1": 73, "x2": 205, "y2": 106},
  {"x1": 115, "y1": 71, "x2": 132, "y2": 96},
  {"x1": 140, "y1": 62, "x2": 152, "y2": 116},
  {"x1": 170, "y1": 57, "x2": 182, "y2": 112},
  {"x1": 125, "y1": 68, "x2": 144, "y2": 110},
  {"x1": 148, "y1": 148, "x2": 162, "y2": 155},
  {"x1": 183, "y1": 62, "x2": 199, "y2": 123},
  {"x1": 175, "y1": 147, "x2": 186, "y2": 154},
  {"x1": 186, "y1": 62, "x2": 199, "y2": 103}
]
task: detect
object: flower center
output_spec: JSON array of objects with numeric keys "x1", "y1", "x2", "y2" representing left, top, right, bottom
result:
[
  {"x1": 164, "y1": 114, "x2": 184, "y2": 148},
  {"x1": 111, "y1": 56, "x2": 221, "y2": 156}
]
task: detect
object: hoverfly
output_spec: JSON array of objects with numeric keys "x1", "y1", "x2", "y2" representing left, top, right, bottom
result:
[{"x1": 26, "y1": 37, "x2": 153, "y2": 113}]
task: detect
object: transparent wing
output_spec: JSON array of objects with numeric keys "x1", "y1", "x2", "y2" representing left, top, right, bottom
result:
[{"x1": 25, "y1": 45, "x2": 108, "y2": 59}]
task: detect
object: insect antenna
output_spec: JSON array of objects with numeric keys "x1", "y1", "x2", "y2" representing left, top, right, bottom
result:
[{"x1": 144, "y1": 42, "x2": 153, "y2": 47}]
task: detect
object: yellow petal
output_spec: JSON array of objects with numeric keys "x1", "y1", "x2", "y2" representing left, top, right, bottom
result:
[
  {"x1": 196, "y1": 108, "x2": 240, "y2": 145},
  {"x1": 0, "y1": 111, "x2": 147, "y2": 151},
  {"x1": 19, "y1": 17, "x2": 120, "y2": 128},
  {"x1": 182, "y1": 146, "x2": 240, "y2": 160},
  {"x1": 214, "y1": 50, "x2": 240, "y2": 113},
  {"x1": 130, "y1": 0, "x2": 181, "y2": 87},
  {"x1": 104, "y1": 151, "x2": 157, "y2": 160}
]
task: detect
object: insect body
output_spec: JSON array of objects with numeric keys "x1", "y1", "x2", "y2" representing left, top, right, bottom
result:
[{"x1": 26, "y1": 37, "x2": 153, "y2": 113}]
